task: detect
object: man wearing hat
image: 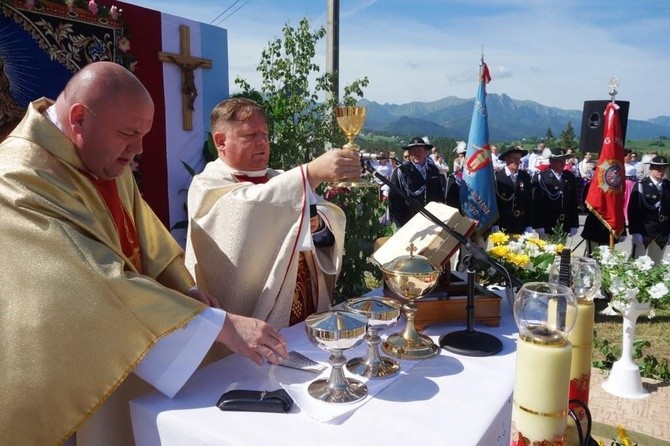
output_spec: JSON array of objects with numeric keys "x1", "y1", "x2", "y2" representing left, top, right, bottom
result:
[
  {"x1": 531, "y1": 148, "x2": 580, "y2": 238},
  {"x1": 389, "y1": 137, "x2": 446, "y2": 227},
  {"x1": 627, "y1": 155, "x2": 670, "y2": 263},
  {"x1": 492, "y1": 146, "x2": 533, "y2": 234}
]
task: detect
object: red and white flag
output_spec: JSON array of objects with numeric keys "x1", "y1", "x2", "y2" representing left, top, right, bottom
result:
[{"x1": 585, "y1": 102, "x2": 626, "y2": 240}]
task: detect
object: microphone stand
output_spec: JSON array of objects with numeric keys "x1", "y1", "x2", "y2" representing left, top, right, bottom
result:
[{"x1": 362, "y1": 158, "x2": 521, "y2": 356}]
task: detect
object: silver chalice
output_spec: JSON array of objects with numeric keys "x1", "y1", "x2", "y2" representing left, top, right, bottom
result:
[
  {"x1": 304, "y1": 310, "x2": 369, "y2": 403},
  {"x1": 344, "y1": 296, "x2": 402, "y2": 379}
]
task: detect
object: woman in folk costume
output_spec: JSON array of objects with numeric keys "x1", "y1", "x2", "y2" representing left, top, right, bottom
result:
[{"x1": 186, "y1": 98, "x2": 361, "y2": 328}]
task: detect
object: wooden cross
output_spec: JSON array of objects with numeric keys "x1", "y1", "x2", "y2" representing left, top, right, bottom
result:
[{"x1": 158, "y1": 25, "x2": 212, "y2": 131}]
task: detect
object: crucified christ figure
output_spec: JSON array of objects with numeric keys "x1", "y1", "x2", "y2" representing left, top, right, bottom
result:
[{"x1": 167, "y1": 56, "x2": 208, "y2": 111}]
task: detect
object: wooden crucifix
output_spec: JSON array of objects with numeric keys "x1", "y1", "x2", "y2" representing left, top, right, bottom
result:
[{"x1": 158, "y1": 25, "x2": 212, "y2": 131}]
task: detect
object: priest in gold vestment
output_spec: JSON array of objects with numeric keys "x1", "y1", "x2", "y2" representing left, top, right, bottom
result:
[
  {"x1": 185, "y1": 98, "x2": 362, "y2": 328},
  {"x1": 0, "y1": 62, "x2": 287, "y2": 445}
]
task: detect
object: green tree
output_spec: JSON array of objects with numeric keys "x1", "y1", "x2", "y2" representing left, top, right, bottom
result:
[
  {"x1": 559, "y1": 121, "x2": 577, "y2": 149},
  {"x1": 235, "y1": 17, "x2": 369, "y2": 170},
  {"x1": 545, "y1": 127, "x2": 555, "y2": 145},
  {"x1": 234, "y1": 17, "x2": 388, "y2": 302}
]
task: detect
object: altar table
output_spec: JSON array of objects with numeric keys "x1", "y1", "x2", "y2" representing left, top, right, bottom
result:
[{"x1": 130, "y1": 292, "x2": 519, "y2": 445}]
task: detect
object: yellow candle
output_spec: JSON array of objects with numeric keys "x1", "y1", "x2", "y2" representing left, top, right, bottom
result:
[
  {"x1": 511, "y1": 336, "x2": 571, "y2": 445},
  {"x1": 565, "y1": 300, "x2": 595, "y2": 446},
  {"x1": 568, "y1": 300, "x2": 594, "y2": 400}
]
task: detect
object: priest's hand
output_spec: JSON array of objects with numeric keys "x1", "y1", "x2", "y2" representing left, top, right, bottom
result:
[
  {"x1": 306, "y1": 149, "x2": 362, "y2": 189},
  {"x1": 217, "y1": 313, "x2": 288, "y2": 366},
  {"x1": 186, "y1": 287, "x2": 221, "y2": 309}
]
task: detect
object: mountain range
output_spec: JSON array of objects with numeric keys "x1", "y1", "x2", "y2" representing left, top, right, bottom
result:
[{"x1": 359, "y1": 94, "x2": 670, "y2": 142}]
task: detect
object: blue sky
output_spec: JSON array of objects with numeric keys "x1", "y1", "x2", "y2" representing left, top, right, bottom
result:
[{"x1": 128, "y1": 0, "x2": 669, "y2": 120}]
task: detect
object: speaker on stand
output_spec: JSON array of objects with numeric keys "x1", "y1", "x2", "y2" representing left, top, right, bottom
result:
[{"x1": 579, "y1": 100, "x2": 630, "y2": 154}]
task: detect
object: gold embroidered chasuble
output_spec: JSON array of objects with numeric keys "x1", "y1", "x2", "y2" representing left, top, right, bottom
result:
[
  {"x1": 0, "y1": 99, "x2": 205, "y2": 445},
  {"x1": 185, "y1": 159, "x2": 346, "y2": 328}
]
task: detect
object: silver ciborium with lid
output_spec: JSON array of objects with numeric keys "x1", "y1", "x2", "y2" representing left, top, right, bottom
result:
[
  {"x1": 304, "y1": 310, "x2": 369, "y2": 403},
  {"x1": 344, "y1": 296, "x2": 402, "y2": 378},
  {"x1": 381, "y1": 243, "x2": 440, "y2": 359}
]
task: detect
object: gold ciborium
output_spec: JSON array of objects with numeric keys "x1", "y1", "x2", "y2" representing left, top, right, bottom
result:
[
  {"x1": 344, "y1": 296, "x2": 402, "y2": 379},
  {"x1": 304, "y1": 310, "x2": 369, "y2": 403},
  {"x1": 335, "y1": 105, "x2": 366, "y2": 151},
  {"x1": 381, "y1": 243, "x2": 440, "y2": 360}
]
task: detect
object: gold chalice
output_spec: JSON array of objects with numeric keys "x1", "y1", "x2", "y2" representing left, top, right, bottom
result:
[
  {"x1": 381, "y1": 243, "x2": 440, "y2": 360},
  {"x1": 335, "y1": 105, "x2": 366, "y2": 151},
  {"x1": 333, "y1": 105, "x2": 373, "y2": 188}
]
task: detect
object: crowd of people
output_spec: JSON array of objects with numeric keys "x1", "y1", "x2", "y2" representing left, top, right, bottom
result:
[{"x1": 371, "y1": 137, "x2": 667, "y2": 265}]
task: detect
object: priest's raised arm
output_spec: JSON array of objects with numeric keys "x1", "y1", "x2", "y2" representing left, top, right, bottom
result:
[{"x1": 185, "y1": 97, "x2": 362, "y2": 329}]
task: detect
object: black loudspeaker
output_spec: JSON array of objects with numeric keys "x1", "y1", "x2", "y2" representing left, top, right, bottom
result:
[{"x1": 579, "y1": 100, "x2": 629, "y2": 154}]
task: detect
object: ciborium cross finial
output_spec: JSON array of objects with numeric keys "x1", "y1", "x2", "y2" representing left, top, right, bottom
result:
[{"x1": 406, "y1": 243, "x2": 416, "y2": 258}]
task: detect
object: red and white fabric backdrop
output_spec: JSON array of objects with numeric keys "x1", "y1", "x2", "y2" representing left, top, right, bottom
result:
[{"x1": 120, "y1": 1, "x2": 229, "y2": 245}]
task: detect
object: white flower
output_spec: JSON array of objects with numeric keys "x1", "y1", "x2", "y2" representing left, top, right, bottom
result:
[
  {"x1": 633, "y1": 256, "x2": 654, "y2": 272},
  {"x1": 594, "y1": 245, "x2": 670, "y2": 308},
  {"x1": 649, "y1": 283, "x2": 668, "y2": 300}
]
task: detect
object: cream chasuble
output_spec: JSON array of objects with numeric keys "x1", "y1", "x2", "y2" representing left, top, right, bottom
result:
[
  {"x1": 0, "y1": 100, "x2": 207, "y2": 445},
  {"x1": 185, "y1": 159, "x2": 346, "y2": 328}
]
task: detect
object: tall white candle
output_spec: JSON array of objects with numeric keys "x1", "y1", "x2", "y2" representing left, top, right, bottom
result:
[
  {"x1": 511, "y1": 335, "x2": 572, "y2": 445},
  {"x1": 566, "y1": 299, "x2": 595, "y2": 445}
]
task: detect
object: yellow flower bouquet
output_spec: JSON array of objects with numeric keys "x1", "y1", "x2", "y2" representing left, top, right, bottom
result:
[{"x1": 484, "y1": 231, "x2": 566, "y2": 284}]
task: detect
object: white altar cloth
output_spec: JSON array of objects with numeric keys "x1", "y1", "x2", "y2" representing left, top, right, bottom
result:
[{"x1": 130, "y1": 293, "x2": 519, "y2": 446}]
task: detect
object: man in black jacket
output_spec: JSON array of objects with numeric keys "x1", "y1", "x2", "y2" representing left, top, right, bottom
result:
[
  {"x1": 628, "y1": 155, "x2": 670, "y2": 264},
  {"x1": 389, "y1": 137, "x2": 446, "y2": 227},
  {"x1": 531, "y1": 148, "x2": 580, "y2": 238},
  {"x1": 492, "y1": 146, "x2": 533, "y2": 234}
]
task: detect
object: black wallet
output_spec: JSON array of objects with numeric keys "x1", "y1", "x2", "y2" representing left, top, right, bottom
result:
[{"x1": 216, "y1": 389, "x2": 293, "y2": 413}]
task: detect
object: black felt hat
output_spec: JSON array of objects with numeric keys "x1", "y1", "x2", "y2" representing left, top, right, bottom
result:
[
  {"x1": 402, "y1": 137, "x2": 433, "y2": 150},
  {"x1": 547, "y1": 148, "x2": 570, "y2": 160},
  {"x1": 646, "y1": 156, "x2": 669, "y2": 166},
  {"x1": 498, "y1": 146, "x2": 528, "y2": 161}
]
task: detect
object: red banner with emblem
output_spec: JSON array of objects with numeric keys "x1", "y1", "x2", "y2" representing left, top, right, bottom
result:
[{"x1": 585, "y1": 102, "x2": 625, "y2": 238}]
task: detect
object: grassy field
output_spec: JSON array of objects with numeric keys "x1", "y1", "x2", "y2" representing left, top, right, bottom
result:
[{"x1": 621, "y1": 139, "x2": 669, "y2": 155}]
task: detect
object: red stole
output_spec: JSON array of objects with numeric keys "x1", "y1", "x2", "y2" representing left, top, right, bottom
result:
[
  {"x1": 84, "y1": 173, "x2": 143, "y2": 273},
  {"x1": 290, "y1": 253, "x2": 315, "y2": 326}
]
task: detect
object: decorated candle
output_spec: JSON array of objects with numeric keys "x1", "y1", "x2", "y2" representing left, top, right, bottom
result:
[
  {"x1": 511, "y1": 283, "x2": 577, "y2": 446},
  {"x1": 565, "y1": 299, "x2": 595, "y2": 445},
  {"x1": 511, "y1": 333, "x2": 572, "y2": 445}
]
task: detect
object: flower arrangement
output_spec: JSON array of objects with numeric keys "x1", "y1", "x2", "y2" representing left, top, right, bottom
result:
[
  {"x1": 484, "y1": 231, "x2": 565, "y2": 284},
  {"x1": 595, "y1": 425, "x2": 638, "y2": 446},
  {"x1": 592, "y1": 246, "x2": 670, "y2": 311}
]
